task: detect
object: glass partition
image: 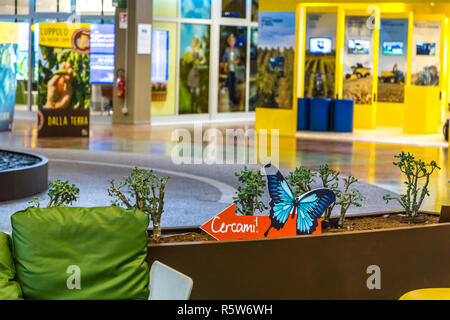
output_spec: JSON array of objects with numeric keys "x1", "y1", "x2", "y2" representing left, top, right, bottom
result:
[
  {"x1": 17, "y1": 0, "x2": 29, "y2": 14},
  {"x1": 76, "y1": 0, "x2": 102, "y2": 14},
  {"x1": 154, "y1": 0, "x2": 177, "y2": 18},
  {"x1": 35, "y1": 0, "x2": 58, "y2": 12},
  {"x1": 222, "y1": 0, "x2": 246, "y2": 19},
  {"x1": 58, "y1": 0, "x2": 72, "y2": 12},
  {"x1": 251, "y1": 0, "x2": 259, "y2": 22},
  {"x1": 249, "y1": 27, "x2": 258, "y2": 111},
  {"x1": 0, "y1": 1, "x2": 15, "y2": 14},
  {"x1": 181, "y1": 0, "x2": 211, "y2": 19}
]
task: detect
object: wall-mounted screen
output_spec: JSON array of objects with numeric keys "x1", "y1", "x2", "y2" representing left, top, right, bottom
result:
[
  {"x1": 151, "y1": 29, "x2": 169, "y2": 83},
  {"x1": 309, "y1": 37, "x2": 332, "y2": 54},
  {"x1": 416, "y1": 42, "x2": 436, "y2": 56},
  {"x1": 90, "y1": 24, "x2": 115, "y2": 84},
  {"x1": 348, "y1": 39, "x2": 370, "y2": 54},
  {"x1": 382, "y1": 41, "x2": 404, "y2": 55}
]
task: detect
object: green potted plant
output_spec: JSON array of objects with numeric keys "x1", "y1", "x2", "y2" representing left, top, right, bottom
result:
[
  {"x1": 383, "y1": 152, "x2": 440, "y2": 222},
  {"x1": 232, "y1": 167, "x2": 267, "y2": 216},
  {"x1": 29, "y1": 179, "x2": 80, "y2": 208},
  {"x1": 108, "y1": 167, "x2": 170, "y2": 242}
]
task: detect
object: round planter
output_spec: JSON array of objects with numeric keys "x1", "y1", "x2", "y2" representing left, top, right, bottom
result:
[{"x1": 0, "y1": 150, "x2": 48, "y2": 201}]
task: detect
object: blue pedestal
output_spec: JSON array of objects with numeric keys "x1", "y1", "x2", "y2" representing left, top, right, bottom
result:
[
  {"x1": 332, "y1": 99, "x2": 354, "y2": 132},
  {"x1": 309, "y1": 98, "x2": 331, "y2": 131},
  {"x1": 297, "y1": 98, "x2": 310, "y2": 131}
]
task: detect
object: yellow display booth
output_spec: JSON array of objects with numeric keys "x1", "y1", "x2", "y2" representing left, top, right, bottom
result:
[{"x1": 256, "y1": 1, "x2": 450, "y2": 137}]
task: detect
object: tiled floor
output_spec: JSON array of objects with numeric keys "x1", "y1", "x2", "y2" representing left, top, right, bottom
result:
[{"x1": 1, "y1": 118, "x2": 449, "y2": 212}]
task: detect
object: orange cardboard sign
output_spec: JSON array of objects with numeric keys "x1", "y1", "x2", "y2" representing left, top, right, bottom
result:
[{"x1": 201, "y1": 204, "x2": 321, "y2": 241}]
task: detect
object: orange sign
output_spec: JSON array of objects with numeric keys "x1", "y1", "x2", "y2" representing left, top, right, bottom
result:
[{"x1": 201, "y1": 204, "x2": 321, "y2": 241}]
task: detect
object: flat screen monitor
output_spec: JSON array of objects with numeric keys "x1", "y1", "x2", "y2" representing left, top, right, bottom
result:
[
  {"x1": 416, "y1": 42, "x2": 436, "y2": 56},
  {"x1": 151, "y1": 30, "x2": 169, "y2": 83},
  {"x1": 309, "y1": 37, "x2": 332, "y2": 54},
  {"x1": 382, "y1": 41, "x2": 404, "y2": 55},
  {"x1": 90, "y1": 24, "x2": 115, "y2": 84},
  {"x1": 348, "y1": 39, "x2": 370, "y2": 54}
]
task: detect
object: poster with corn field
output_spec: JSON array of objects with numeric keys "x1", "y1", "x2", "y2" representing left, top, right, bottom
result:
[
  {"x1": 256, "y1": 12, "x2": 295, "y2": 109},
  {"x1": 304, "y1": 51, "x2": 336, "y2": 99},
  {"x1": 304, "y1": 13, "x2": 336, "y2": 99},
  {"x1": 37, "y1": 23, "x2": 90, "y2": 137}
]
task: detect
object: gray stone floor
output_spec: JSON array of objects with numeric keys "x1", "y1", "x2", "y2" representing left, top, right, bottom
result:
[{"x1": 0, "y1": 148, "x2": 402, "y2": 232}]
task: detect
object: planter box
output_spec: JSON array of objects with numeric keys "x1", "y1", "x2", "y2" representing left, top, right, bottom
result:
[
  {"x1": 0, "y1": 150, "x2": 48, "y2": 201},
  {"x1": 152, "y1": 91, "x2": 167, "y2": 102},
  {"x1": 146, "y1": 211, "x2": 449, "y2": 300}
]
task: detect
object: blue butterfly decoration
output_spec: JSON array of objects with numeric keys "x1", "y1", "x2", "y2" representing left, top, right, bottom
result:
[{"x1": 264, "y1": 164, "x2": 336, "y2": 237}]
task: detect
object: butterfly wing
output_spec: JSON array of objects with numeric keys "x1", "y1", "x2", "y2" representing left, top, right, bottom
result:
[
  {"x1": 265, "y1": 167, "x2": 296, "y2": 236},
  {"x1": 296, "y1": 188, "x2": 336, "y2": 235}
]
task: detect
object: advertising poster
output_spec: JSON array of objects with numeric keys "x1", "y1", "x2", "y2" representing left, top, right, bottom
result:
[
  {"x1": 411, "y1": 21, "x2": 441, "y2": 87},
  {"x1": 304, "y1": 13, "x2": 336, "y2": 99},
  {"x1": 179, "y1": 23, "x2": 210, "y2": 114},
  {"x1": 377, "y1": 19, "x2": 408, "y2": 103},
  {"x1": 38, "y1": 22, "x2": 91, "y2": 137},
  {"x1": 218, "y1": 25, "x2": 247, "y2": 113},
  {"x1": 0, "y1": 22, "x2": 18, "y2": 132},
  {"x1": 343, "y1": 16, "x2": 374, "y2": 105},
  {"x1": 257, "y1": 11, "x2": 296, "y2": 109}
]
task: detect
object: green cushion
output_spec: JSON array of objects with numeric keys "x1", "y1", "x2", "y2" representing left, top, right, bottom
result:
[
  {"x1": 0, "y1": 232, "x2": 22, "y2": 300},
  {"x1": 11, "y1": 207, "x2": 149, "y2": 300}
]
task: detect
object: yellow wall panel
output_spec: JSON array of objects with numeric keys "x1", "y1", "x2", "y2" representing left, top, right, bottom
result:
[
  {"x1": 255, "y1": 107, "x2": 297, "y2": 137},
  {"x1": 354, "y1": 104, "x2": 376, "y2": 129},
  {"x1": 404, "y1": 85, "x2": 441, "y2": 134},
  {"x1": 377, "y1": 102, "x2": 404, "y2": 127},
  {"x1": 151, "y1": 21, "x2": 177, "y2": 116}
]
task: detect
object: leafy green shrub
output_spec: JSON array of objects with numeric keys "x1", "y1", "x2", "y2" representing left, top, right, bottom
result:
[
  {"x1": 233, "y1": 167, "x2": 268, "y2": 216},
  {"x1": 108, "y1": 167, "x2": 170, "y2": 241},
  {"x1": 383, "y1": 152, "x2": 440, "y2": 218},
  {"x1": 286, "y1": 164, "x2": 363, "y2": 228},
  {"x1": 287, "y1": 166, "x2": 316, "y2": 198},
  {"x1": 336, "y1": 175, "x2": 365, "y2": 227},
  {"x1": 29, "y1": 179, "x2": 80, "y2": 208},
  {"x1": 318, "y1": 164, "x2": 340, "y2": 224}
]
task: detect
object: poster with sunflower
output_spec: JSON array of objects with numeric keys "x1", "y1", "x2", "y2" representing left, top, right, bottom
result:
[{"x1": 37, "y1": 23, "x2": 91, "y2": 137}]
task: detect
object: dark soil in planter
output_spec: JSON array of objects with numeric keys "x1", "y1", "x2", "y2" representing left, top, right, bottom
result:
[
  {"x1": 148, "y1": 232, "x2": 215, "y2": 244},
  {"x1": 148, "y1": 212, "x2": 439, "y2": 244},
  {"x1": 324, "y1": 213, "x2": 438, "y2": 233}
]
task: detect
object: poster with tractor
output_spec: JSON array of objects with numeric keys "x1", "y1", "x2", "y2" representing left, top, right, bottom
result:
[
  {"x1": 342, "y1": 17, "x2": 374, "y2": 105},
  {"x1": 411, "y1": 21, "x2": 441, "y2": 88},
  {"x1": 37, "y1": 23, "x2": 90, "y2": 137},
  {"x1": 256, "y1": 11, "x2": 295, "y2": 109},
  {"x1": 377, "y1": 19, "x2": 408, "y2": 103}
]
